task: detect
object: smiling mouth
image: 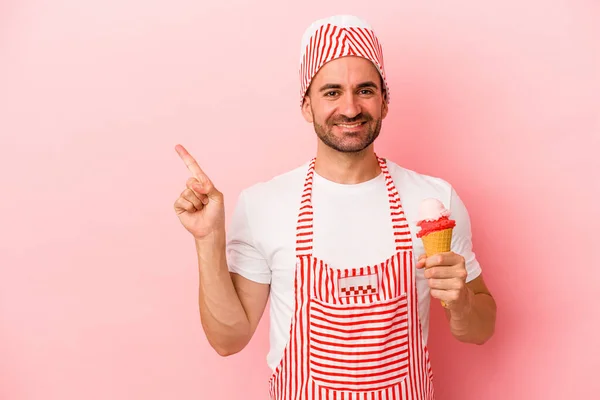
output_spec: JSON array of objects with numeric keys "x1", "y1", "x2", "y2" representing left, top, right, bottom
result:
[{"x1": 335, "y1": 122, "x2": 366, "y2": 128}]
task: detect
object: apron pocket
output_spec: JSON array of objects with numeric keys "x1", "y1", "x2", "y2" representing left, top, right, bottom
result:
[{"x1": 308, "y1": 294, "x2": 410, "y2": 392}]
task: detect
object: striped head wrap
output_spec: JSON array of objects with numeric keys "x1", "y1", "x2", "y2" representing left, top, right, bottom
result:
[{"x1": 298, "y1": 15, "x2": 390, "y2": 108}]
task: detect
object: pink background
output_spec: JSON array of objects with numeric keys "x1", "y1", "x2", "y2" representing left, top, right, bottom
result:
[{"x1": 1, "y1": 1, "x2": 599, "y2": 399}]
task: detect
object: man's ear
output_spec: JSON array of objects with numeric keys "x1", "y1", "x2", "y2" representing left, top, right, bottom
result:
[
  {"x1": 381, "y1": 96, "x2": 389, "y2": 119},
  {"x1": 301, "y1": 95, "x2": 314, "y2": 123}
]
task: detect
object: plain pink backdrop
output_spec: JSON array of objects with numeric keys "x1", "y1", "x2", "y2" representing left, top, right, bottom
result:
[{"x1": 1, "y1": 1, "x2": 599, "y2": 399}]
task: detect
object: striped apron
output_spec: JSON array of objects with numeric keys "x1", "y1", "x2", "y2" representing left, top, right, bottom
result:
[{"x1": 269, "y1": 156, "x2": 435, "y2": 399}]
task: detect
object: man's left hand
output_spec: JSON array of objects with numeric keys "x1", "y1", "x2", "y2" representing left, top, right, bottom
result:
[{"x1": 416, "y1": 252, "x2": 473, "y2": 316}]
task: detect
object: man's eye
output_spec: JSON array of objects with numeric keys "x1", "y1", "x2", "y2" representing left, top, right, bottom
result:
[
  {"x1": 324, "y1": 91, "x2": 339, "y2": 97},
  {"x1": 359, "y1": 89, "x2": 374, "y2": 95}
]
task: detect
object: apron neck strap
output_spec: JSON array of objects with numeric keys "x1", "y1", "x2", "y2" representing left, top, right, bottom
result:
[{"x1": 295, "y1": 155, "x2": 411, "y2": 258}]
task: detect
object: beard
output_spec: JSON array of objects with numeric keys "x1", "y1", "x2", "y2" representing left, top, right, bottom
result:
[{"x1": 313, "y1": 111, "x2": 382, "y2": 153}]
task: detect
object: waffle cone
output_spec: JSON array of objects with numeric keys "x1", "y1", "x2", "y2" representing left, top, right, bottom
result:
[{"x1": 421, "y1": 228, "x2": 453, "y2": 256}]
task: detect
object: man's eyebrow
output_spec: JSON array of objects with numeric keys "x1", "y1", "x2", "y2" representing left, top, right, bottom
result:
[
  {"x1": 356, "y1": 81, "x2": 379, "y2": 89},
  {"x1": 317, "y1": 81, "x2": 379, "y2": 92},
  {"x1": 318, "y1": 83, "x2": 343, "y2": 92}
]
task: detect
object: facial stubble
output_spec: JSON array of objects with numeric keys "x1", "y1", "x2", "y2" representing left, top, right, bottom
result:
[{"x1": 312, "y1": 108, "x2": 383, "y2": 153}]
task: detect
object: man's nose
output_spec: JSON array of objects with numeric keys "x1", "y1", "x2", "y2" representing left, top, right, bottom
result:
[{"x1": 338, "y1": 93, "x2": 361, "y2": 119}]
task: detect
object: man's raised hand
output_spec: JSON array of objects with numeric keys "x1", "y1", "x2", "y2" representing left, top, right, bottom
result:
[{"x1": 174, "y1": 144, "x2": 225, "y2": 240}]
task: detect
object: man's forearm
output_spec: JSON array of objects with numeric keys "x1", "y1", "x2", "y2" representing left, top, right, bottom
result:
[
  {"x1": 195, "y1": 231, "x2": 250, "y2": 356},
  {"x1": 447, "y1": 289, "x2": 497, "y2": 345}
]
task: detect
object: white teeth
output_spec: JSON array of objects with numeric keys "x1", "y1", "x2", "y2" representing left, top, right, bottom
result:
[{"x1": 338, "y1": 123, "x2": 362, "y2": 128}]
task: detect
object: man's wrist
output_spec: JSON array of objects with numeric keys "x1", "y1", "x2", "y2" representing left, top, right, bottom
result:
[
  {"x1": 194, "y1": 229, "x2": 227, "y2": 270},
  {"x1": 194, "y1": 229, "x2": 226, "y2": 248},
  {"x1": 450, "y1": 286, "x2": 475, "y2": 321}
]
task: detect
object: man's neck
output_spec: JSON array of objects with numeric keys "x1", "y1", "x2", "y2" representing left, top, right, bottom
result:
[{"x1": 314, "y1": 145, "x2": 381, "y2": 184}]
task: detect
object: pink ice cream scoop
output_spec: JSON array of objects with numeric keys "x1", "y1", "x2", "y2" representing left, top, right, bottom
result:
[
  {"x1": 416, "y1": 198, "x2": 456, "y2": 238},
  {"x1": 417, "y1": 198, "x2": 451, "y2": 221}
]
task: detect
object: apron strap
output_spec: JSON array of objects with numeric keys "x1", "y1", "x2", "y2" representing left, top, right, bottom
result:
[
  {"x1": 294, "y1": 155, "x2": 412, "y2": 258},
  {"x1": 295, "y1": 158, "x2": 316, "y2": 257},
  {"x1": 378, "y1": 157, "x2": 414, "y2": 252}
]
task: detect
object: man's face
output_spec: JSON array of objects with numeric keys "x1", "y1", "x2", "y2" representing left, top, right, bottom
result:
[{"x1": 302, "y1": 56, "x2": 388, "y2": 153}]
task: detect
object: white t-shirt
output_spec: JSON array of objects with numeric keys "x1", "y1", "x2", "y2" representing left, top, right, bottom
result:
[{"x1": 226, "y1": 158, "x2": 482, "y2": 371}]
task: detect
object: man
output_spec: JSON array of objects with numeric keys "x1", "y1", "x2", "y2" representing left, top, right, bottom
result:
[{"x1": 174, "y1": 15, "x2": 496, "y2": 400}]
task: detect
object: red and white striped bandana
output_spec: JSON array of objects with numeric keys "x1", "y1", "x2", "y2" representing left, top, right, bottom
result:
[{"x1": 299, "y1": 15, "x2": 390, "y2": 108}]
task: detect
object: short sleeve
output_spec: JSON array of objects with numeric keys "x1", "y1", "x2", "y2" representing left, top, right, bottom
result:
[
  {"x1": 449, "y1": 187, "x2": 482, "y2": 283},
  {"x1": 226, "y1": 190, "x2": 272, "y2": 284}
]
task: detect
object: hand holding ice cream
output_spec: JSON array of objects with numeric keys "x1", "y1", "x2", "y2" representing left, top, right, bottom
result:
[{"x1": 416, "y1": 198, "x2": 470, "y2": 312}]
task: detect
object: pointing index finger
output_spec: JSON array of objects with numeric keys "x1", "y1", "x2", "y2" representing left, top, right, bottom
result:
[{"x1": 175, "y1": 144, "x2": 208, "y2": 183}]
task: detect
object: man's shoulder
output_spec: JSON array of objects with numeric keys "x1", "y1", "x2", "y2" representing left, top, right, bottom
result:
[
  {"x1": 384, "y1": 158, "x2": 454, "y2": 209},
  {"x1": 239, "y1": 161, "x2": 310, "y2": 206},
  {"x1": 385, "y1": 159, "x2": 452, "y2": 191}
]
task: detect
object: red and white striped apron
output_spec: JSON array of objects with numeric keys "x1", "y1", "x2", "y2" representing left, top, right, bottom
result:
[{"x1": 269, "y1": 156, "x2": 435, "y2": 399}]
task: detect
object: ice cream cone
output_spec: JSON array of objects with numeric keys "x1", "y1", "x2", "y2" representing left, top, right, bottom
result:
[
  {"x1": 416, "y1": 198, "x2": 457, "y2": 309},
  {"x1": 421, "y1": 227, "x2": 453, "y2": 257}
]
